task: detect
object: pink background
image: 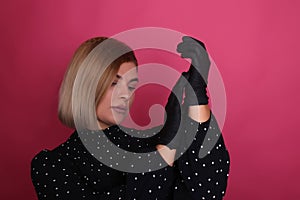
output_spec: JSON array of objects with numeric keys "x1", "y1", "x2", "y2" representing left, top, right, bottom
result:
[{"x1": 1, "y1": 0, "x2": 300, "y2": 199}]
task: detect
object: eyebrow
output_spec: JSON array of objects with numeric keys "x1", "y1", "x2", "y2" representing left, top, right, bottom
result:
[{"x1": 116, "y1": 74, "x2": 139, "y2": 83}]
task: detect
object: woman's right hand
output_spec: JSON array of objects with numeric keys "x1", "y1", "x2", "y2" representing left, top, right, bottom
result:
[
  {"x1": 177, "y1": 36, "x2": 211, "y2": 105},
  {"x1": 177, "y1": 36, "x2": 210, "y2": 84}
]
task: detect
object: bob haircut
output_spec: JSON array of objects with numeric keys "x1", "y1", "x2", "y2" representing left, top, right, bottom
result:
[{"x1": 58, "y1": 37, "x2": 138, "y2": 129}]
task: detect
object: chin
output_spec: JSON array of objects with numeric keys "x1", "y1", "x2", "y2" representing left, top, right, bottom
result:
[
  {"x1": 108, "y1": 117, "x2": 125, "y2": 126},
  {"x1": 115, "y1": 118, "x2": 126, "y2": 125},
  {"x1": 111, "y1": 111, "x2": 128, "y2": 122}
]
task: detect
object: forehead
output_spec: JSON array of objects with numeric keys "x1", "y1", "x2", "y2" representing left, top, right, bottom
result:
[{"x1": 117, "y1": 62, "x2": 137, "y2": 77}]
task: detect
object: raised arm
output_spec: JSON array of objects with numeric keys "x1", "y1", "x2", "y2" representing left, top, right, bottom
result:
[
  {"x1": 177, "y1": 36, "x2": 211, "y2": 123},
  {"x1": 174, "y1": 36, "x2": 230, "y2": 199},
  {"x1": 156, "y1": 36, "x2": 212, "y2": 165}
]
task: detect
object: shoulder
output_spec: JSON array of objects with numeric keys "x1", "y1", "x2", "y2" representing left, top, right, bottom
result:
[
  {"x1": 31, "y1": 149, "x2": 52, "y2": 168},
  {"x1": 30, "y1": 149, "x2": 60, "y2": 188},
  {"x1": 31, "y1": 149, "x2": 64, "y2": 178},
  {"x1": 31, "y1": 149, "x2": 61, "y2": 170},
  {"x1": 31, "y1": 131, "x2": 77, "y2": 173}
]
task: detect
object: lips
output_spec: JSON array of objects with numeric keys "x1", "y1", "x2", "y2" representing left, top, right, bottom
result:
[{"x1": 112, "y1": 106, "x2": 128, "y2": 114}]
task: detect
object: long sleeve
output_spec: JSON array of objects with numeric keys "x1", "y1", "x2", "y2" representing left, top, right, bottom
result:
[
  {"x1": 31, "y1": 149, "x2": 130, "y2": 200},
  {"x1": 174, "y1": 111, "x2": 230, "y2": 200},
  {"x1": 31, "y1": 128, "x2": 176, "y2": 200},
  {"x1": 117, "y1": 112, "x2": 230, "y2": 199},
  {"x1": 31, "y1": 112, "x2": 230, "y2": 200}
]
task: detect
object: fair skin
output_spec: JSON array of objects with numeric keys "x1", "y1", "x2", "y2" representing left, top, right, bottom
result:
[
  {"x1": 156, "y1": 105, "x2": 210, "y2": 166},
  {"x1": 96, "y1": 61, "x2": 211, "y2": 166},
  {"x1": 96, "y1": 62, "x2": 138, "y2": 130}
]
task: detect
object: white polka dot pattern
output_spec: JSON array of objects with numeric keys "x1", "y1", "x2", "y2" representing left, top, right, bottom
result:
[{"x1": 31, "y1": 113, "x2": 230, "y2": 200}]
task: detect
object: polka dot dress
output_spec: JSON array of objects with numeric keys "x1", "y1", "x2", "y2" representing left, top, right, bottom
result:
[{"x1": 31, "y1": 113, "x2": 230, "y2": 200}]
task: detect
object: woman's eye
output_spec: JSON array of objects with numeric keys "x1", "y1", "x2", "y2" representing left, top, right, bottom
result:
[
  {"x1": 111, "y1": 82, "x2": 118, "y2": 86},
  {"x1": 128, "y1": 86, "x2": 136, "y2": 91}
]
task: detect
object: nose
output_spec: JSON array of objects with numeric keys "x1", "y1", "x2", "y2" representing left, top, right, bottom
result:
[{"x1": 115, "y1": 82, "x2": 132, "y2": 101}]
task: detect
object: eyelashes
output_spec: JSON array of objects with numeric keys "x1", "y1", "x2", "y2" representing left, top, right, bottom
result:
[
  {"x1": 111, "y1": 81, "x2": 136, "y2": 91},
  {"x1": 128, "y1": 86, "x2": 136, "y2": 91}
]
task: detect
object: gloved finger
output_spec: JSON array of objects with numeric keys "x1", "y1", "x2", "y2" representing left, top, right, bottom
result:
[
  {"x1": 177, "y1": 40, "x2": 199, "y2": 52},
  {"x1": 177, "y1": 48, "x2": 201, "y2": 61},
  {"x1": 160, "y1": 71, "x2": 190, "y2": 149},
  {"x1": 180, "y1": 52, "x2": 200, "y2": 67},
  {"x1": 178, "y1": 44, "x2": 203, "y2": 55},
  {"x1": 168, "y1": 72, "x2": 190, "y2": 102},
  {"x1": 176, "y1": 43, "x2": 187, "y2": 53},
  {"x1": 182, "y1": 36, "x2": 197, "y2": 42},
  {"x1": 170, "y1": 76, "x2": 187, "y2": 95},
  {"x1": 177, "y1": 42, "x2": 207, "y2": 57},
  {"x1": 182, "y1": 36, "x2": 207, "y2": 50},
  {"x1": 180, "y1": 41, "x2": 207, "y2": 54},
  {"x1": 179, "y1": 50, "x2": 204, "y2": 67}
]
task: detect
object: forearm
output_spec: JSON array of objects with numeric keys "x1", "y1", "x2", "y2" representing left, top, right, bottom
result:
[
  {"x1": 188, "y1": 104, "x2": 211, "y2": 123},
  {"x1": 156, "y1": 105, "x2": 211, "y2": 165},
  {"x1": 156, "y1": 144, "x2": 176, "y2": 167}
]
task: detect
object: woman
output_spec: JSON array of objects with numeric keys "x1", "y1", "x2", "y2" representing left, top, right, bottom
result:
[{"x1": 31, "y1": 36, "x2": 230, "y2": 199}]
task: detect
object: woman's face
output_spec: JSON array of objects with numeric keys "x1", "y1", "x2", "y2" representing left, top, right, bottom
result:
[{"x1": 96, "y1": 62, "x2": 138, "y2": 130}]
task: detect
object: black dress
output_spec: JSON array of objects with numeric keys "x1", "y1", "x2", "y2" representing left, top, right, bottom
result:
[{"x1": 31, "y1": 113, "x2": 230, "y2": 200}]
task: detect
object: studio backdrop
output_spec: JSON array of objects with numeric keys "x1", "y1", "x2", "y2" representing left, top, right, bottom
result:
[{"x1": 1, "y1": 0, "x2": 300, "y2": 199}]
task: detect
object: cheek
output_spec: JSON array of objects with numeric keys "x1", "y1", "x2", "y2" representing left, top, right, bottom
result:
[
  {"x1": 97, "y1": 90, "x2": 113, "y2": 113},
  {"x1": 129, "y1": 93, "x2": 135, "y2": 108}
]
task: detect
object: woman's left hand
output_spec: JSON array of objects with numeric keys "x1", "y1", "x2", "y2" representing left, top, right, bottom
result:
[{"x1": 157, "y1": 72, "x2": 189, "y2": 150}]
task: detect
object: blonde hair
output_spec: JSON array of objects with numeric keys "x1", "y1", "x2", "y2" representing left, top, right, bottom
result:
[{"x1": 58, "y1": 37, "x2": 137, "y2": 129}]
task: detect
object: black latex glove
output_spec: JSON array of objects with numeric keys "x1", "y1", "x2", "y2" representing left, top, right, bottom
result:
[
  {"x1": 177, "y1": 36, "x2": 211, "y2": 105},
  {"x1": 157, "y1": 72, "x2": 190, "y2": 150}
]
